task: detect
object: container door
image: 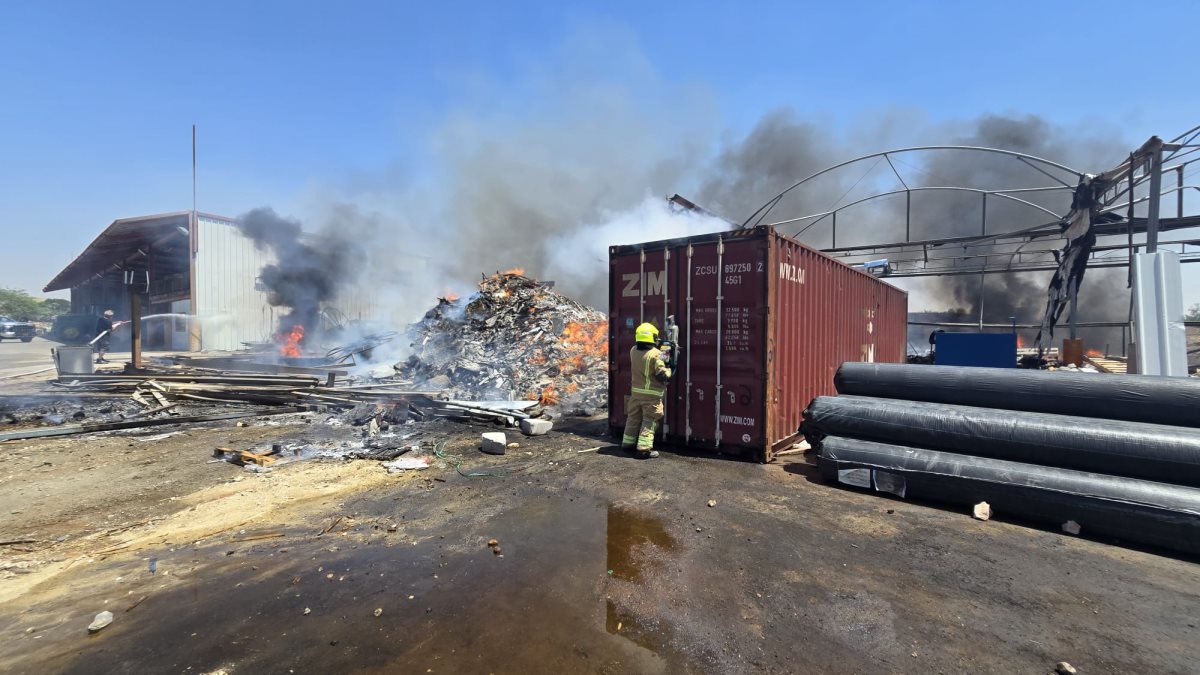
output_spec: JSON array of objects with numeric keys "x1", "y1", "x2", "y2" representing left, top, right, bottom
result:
[
  {"x1": 681, "y1": 236, "x2": 768, "y2": 449},
  {"x1": 608, "y1": 246, "x2": 676, "y2": 432}
]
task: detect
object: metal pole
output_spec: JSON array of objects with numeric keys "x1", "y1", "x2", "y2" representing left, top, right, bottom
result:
[
  {"x1": 192, "y1": 124, "x2": 197, "y2": 220},
  {"x1": 981, "y1": 192, "x2": 987, "y2": 236},
  {"x1": 831, "y1": 211, "x2": 837, "y2": 249},
  {"x1": 1147, "y1": 141, "x2": 1164, "y2": 253},
  {"x1": 1179, "y1": 166, "x2": 1186, "y2": 218},
  {"x1": 1127, "y1": 153, "x2": 1135, "y2": 288},
  {"x1": 661, "y1": 248, "x2": 670, "y2": 436},
  {"x1": 130, "y1": 291, "x2": 142, "y2": 369},
  {"x1": 1068, "y1": 276, "x2": 1078, "y2": 340},
  {"x1": 638, "y1": 248, "x2": 645, "y2": 324},
  {"x1": 905, "y1": 190, "x2": 911, "y2": 242},
  {"x1": 713, "y1": 237, "x2": 724, "y2": 447},
  {"x1": 977, "y1": 271, "x2": 985, "y2": 331},
  {"x1": 684, "y1": 244, "x2": 693, "y2": 445},
  {"x1": 188, "y1": 124, "x2": 201, "y2": 352}
]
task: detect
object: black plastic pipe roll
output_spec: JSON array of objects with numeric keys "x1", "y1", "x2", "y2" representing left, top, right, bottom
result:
[
  {"x1": 804, "y1": 395, "x2": 1200, "y2": 487},
  {"x1": 834, "y1": 362, "x2": 1200, "y2": 428},
  {"x1": 816, "y1": 436, "x2": 1200, "y2": 556}
]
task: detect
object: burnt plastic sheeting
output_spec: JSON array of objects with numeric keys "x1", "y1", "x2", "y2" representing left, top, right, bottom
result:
[
  {"x1": 817, "y1": 436, "x2": 1200, "y2": 556},
  {"x1": 804, "y1": 396, "x2": 1200, "y2": 487},
  {"x1": 834, "y1": 362, "x2": 1200, "y2": 428}
]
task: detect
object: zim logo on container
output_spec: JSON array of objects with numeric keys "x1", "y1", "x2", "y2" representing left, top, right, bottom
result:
[
  {"x1": 779, "y1": 262, "x2": 806, "y2": 285},
  {"x1": 622, "y1": 271, "x2": 667, "y2": 297}
]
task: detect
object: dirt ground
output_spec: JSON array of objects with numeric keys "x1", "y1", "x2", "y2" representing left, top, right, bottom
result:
[{"x1": 1, "y1": 391, "x2": 1199, "y2": 674}]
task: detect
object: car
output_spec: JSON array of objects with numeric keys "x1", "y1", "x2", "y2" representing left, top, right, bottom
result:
[{"x1": 0, "y1": 316, "x2": 36, "y2": 342}]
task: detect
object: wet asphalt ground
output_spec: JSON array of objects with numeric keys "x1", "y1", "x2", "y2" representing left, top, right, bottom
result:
[{"x1": 2, "y1": 413, "x2": 1198, "y2": 674}]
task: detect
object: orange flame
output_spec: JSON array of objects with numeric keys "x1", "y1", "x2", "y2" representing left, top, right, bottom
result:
[
  {"x1": 559, "y1": 321, "x2": 607, "y2": 374},
  {"x1": 442, "y1": 289, "x2": 460, "y2": 302},
  {"x1": 1016, "y1": 335, "x2": 1025, "y2": 349},
  {"x1": 1086, "y1": 348, "x2": 1103, "y2": 357},
  {"x1": 280, "y1": 325, "x2": 305, "y2": 357},
  {"x1": 537, "y1": 383, "x2": 559, "y2": 406},
  {"x1": 502, "y1": 267, "x2": 525, "y2": 276}
]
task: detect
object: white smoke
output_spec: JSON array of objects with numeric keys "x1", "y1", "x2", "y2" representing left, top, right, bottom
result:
[{"x1": 543, "y1": 196, "x2": 730, "y2": 307}]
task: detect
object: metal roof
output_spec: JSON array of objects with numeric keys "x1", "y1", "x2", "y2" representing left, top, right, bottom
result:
[{"x1": 43, "y1": 211, "x2": 232, "y2": 292}]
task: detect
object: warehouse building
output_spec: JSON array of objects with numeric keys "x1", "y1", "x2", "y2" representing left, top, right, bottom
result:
[{"x1": 43, "y1": 211, "x2": 388, "y2": 352}]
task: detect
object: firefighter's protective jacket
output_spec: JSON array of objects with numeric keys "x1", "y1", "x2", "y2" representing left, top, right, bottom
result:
[{"x1": 630, "y1": 345, "x2": 671, "y2": 398}]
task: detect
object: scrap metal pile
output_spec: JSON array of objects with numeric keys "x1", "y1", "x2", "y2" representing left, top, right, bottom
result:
[
  {"x1": 400, "y1": 271, "x2": 608, "y2": 414},
  {"x1": 804, "y1": 362, "x2": 1200, "y2": 555}
]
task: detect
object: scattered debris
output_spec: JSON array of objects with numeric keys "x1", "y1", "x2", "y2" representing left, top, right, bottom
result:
[
  {"x1": 1055, "y1": 661, "x2": 1077, "y2": 675},
  {"x1": 1062, "y1": 520, "x2": 1082, "y2": 536},
  {"x1": 707, "y1": 500, "x2": 717, "y2": 508},
  {"x1": 481, "y1": 432, "x2": 507, "y2": 455},
  {"x1": 373, "y1": 608, "x2": 383, "y2": 617},
  {"x1": 520, "y1": 418, "x2": 553, "y2": 436},
  {"x1": 87, "y1": 611, "x2": 113, "y2": 633},
  {"x1": 214, "y1": 446, "x2": 281, "y2": 467},
  {"x1": 973, "y1": 502, "x2": 992, "y2": 521},
  {"x1": 0, "y1": 406, "x2": 307, "y2": 442},
  {"x1": 487, "y1": 539, "x2": 499, "y2": 548},
  {"x1": 303, "y1": 608, "x2": 311, "y2": 616},
  {"x1": 231, "y1": 531, "x2": 286, "y2": 543},
  {"x1": 382, "y1": 457, "x2": 431, "y2": 473}
]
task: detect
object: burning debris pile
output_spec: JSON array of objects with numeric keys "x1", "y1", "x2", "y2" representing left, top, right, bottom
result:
[{"x1": 401, "y1": 272, "x2": 608, "y2": 413}]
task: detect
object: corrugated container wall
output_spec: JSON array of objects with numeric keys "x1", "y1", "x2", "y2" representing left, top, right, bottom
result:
[
  {"x1": 193, "y1": 215, "x2": 276, "y2": 351},
  {"x1": 608, "y1": 226, "x2": 907, "y2": 461}
]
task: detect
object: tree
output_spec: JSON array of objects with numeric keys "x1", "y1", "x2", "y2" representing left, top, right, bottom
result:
[
  {"x1": 38, "y1": 298, "x2": 71, "y2": 320},
  {"x1": 0, "y1": 288, "x2": 42, "y2": 320},
  {"x1": 1188, "y1": 304, "x2": 1200, "y2": 322}
]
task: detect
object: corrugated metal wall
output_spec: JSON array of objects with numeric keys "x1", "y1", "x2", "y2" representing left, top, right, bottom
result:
[
  {"x1": 193, "y1": 215, "x2": 276, "y2": 351},
  {"x1": 766, "y1": 234, "x2": 908, "y2": 452},
  {"x1": 192, "y1": 217, "x2": 397, "y2": 351}
]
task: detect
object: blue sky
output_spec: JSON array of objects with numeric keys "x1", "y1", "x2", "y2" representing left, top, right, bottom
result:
[{"x1": 1, "y1": 0, "x2": 1196, "y2": 303}]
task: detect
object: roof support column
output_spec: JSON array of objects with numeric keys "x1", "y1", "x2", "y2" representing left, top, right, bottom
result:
[{"x1": 130, "y1": 290, "x2": 142, "y2": 369}]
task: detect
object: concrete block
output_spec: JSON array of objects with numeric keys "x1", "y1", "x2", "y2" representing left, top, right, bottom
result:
[
  {"x1": 519, "y1": 418, "x2": 553, "y2": 436},
  {"x1": 481, "y1": 432, "x2": 507, "y2": 455}
]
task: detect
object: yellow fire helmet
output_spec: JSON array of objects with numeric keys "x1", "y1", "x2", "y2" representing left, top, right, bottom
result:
[{"x1": 634, "y1": 322, "x2": 660, "y2": 344}]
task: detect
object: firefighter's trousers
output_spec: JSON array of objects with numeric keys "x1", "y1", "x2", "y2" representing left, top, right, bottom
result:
[{"x1": 622, "y1": 393, "x2": 664, "y2": 452}]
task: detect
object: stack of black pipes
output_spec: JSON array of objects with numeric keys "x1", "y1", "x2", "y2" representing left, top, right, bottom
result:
[{"x1": 804, "y1": 362, "x2": 1200, "y2": 555}]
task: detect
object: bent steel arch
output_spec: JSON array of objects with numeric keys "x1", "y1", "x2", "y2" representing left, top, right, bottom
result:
[
  {"x1": 764, "y1": 186, "x2": 1069, "y2": 236},
  {"x1": 740, "y1": 145, "x2": 1084, "y2": 229}
]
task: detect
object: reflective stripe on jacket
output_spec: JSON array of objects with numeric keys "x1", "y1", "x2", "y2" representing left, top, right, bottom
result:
[{"x1": 630, "y1": 345, "x2": 671, "y2": 397}]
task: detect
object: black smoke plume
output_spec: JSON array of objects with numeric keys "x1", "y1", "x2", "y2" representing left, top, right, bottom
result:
[{"x1": 237, "y1": 207, "x2": 357, "y2": 340}]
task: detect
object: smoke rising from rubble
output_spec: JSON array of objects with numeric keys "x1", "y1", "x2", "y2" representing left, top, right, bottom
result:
[
  {"x1": 237, "y1": 207, "x2": 357, "y2": 334},
  {"x1": 239, "y1": 33, "x2": 1138, "y2": 355}
]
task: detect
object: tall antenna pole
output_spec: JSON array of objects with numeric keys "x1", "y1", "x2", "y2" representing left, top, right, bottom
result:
[
  {"x1": 192, "y1": 124, "x2": 197, "y2": 222},
  {"x1": 188, "y1": 124, "x2": 200, "y2": 352}
]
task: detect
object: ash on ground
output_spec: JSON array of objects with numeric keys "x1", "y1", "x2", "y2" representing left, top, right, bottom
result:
[{"x1": 400, "y1": 272, "x2": 608, "y2": 415}]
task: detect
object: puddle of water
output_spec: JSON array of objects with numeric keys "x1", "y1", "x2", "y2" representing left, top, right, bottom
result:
[
  {"x1": 604, "y1": 504, "x2": 677, "y2": 653},
  {"x1": 605, "y1": 504, "x2": 676, "y2": 583},
  {"x1": 9, "y1": 497, "x2": 686, "y2": 674}
]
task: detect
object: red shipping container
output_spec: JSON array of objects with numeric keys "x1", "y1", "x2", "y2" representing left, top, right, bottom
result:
[{"x1": 608, "y1": 226, "x2": 908, "y2": 461}]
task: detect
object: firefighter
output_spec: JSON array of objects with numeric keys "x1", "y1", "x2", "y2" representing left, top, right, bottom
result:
[
  {"x1": 94, "y1": 309, "x2": 116, "y2": 364},
  {"x1": 621, "y1": 322, "x2": 672, "y2": 459}
]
